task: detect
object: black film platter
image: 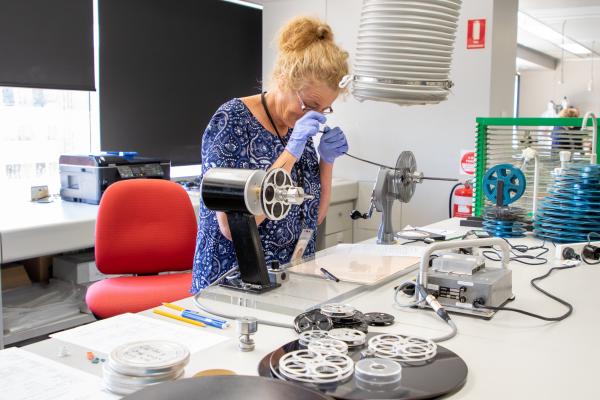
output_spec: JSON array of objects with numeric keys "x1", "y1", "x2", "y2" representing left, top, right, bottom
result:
[{"x1": 258, "y1": 332, "x2": 468, "y2": 400}]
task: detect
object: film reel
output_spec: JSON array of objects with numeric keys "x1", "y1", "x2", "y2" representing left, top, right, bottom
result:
[
  {"x1": 321, "y1": 303, "x2": 357, "y2": 318},
  {"x1": 298, "y1": 330, "x2": 330, "y2": 347},
  {"x1": 327, "y1": 328, "x2": 367, "y2": 347},
  {"x1": 482, "y1": 164, "x2": 526, "y2": 206},
  {"x1": 262, "y1": 169, "x2": 293, "y2": 221},
  {"x1": 535, "y1": 163, "x2": 600, "y2": 243},
  {"x1": 331, "y1": 311, "x2": 369, "y2": 333},
  {"x1": 364, "y1": 312, "x2": 395, "y2": 327},
  {"x1": 278, "y1": 350, "x2": 354, "y2": 384},
  {"x1": 308, "y1": 339, "x2": 349, "y2": 355},
  {"x1": 294, "y1": 310, "x2": 333, "y2": 333},
  {"x1": 368, "y1": 334, "x2": 437, "y2": 363}
]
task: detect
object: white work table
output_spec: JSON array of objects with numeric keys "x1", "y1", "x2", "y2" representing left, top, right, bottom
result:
[
  {"x1": 0, "y1": 178, "x2": 358, "y2": 263},
  {"x1": 0, "y1": 178, "x2": 358, "y2": 348},
  {"x1": 20, "y1": 218, "x2": 600, "y2": 399}
]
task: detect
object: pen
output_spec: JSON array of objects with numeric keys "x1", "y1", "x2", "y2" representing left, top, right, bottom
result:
[
  {"x1": 320, "y1": 267, "x2": 340, "y2": 282},
  {"x1": 153, "y1": 309, "x2": 205, "y2": 327},
  {"x1": 181, "y1": 310, "x2": 229, "y2": 329},
  {"x1": 162, "y1": 302, "x2": 230, "y2": 328}
]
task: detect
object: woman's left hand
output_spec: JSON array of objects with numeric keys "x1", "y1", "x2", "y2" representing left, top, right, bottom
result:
[{"x1": 318, "y1": 126, "x2": 348, "y2": 164}]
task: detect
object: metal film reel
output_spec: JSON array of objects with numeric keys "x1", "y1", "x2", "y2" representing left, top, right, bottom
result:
[
  {"x1": 327, "y1": 328, "x2": 367, "y2": 347},
  {"x1": 393, "y1": 151, "x2": 418, "y2": 203},
  {"x1": 262, "y1": 169, "x2": 293, "y2": 220},
  {"x1": 320, "y1": 303, "x2": 356, "y2": 318},
  {"x1": 368, "y1": 334, "x2": 437, "y2": 363},
  {"x1": 278, "y1": 350, "x2": 354, "y2": 384},
  {"x1": 109, "y1": 340, "x2": 190, "y2": 376}
]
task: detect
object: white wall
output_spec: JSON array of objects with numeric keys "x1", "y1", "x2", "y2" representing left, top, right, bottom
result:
[
  {"x1": 520, "y1": 59, "x2": 600, "y2": 117},
  {"x1": 263, "y1": 0, "x2": 518, "y2": 236}
]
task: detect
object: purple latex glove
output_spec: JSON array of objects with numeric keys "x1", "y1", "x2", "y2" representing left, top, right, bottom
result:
[
  {"x1": 318, "y1": 126, "x2": 349, "y2": 164},
  {"x1": 285, "y1": 111, "x2": 327, "y2": 159}
]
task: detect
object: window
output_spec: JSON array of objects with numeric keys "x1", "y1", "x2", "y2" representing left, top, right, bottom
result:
[{"x1": 0, "y1": 87, "x2": 94, "y2": 201}]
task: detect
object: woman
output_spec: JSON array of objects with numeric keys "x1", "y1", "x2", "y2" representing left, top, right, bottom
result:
[{"x1": 191, "y1": 16, "x2": 350, "y2": 293}]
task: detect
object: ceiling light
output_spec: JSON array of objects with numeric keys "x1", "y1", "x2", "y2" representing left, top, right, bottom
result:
[
  {"x1": 560, "y1": 43, "x2": 592, "y2": 55},
  {"x1": 518, "y1": 11, "x2": 593, "y2": 56},
  {"x1": 518, "y1": 12, "x2": 564, "y2": 44}
]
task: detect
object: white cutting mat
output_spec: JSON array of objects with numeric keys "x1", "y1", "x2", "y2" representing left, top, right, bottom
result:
[{"x1": 288, "y1": 249, "x2": 419, "y2": 285}]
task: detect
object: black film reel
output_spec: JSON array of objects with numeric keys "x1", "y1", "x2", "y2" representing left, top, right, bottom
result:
[
  {"x1": 364, "y1": 312, "x2": 395, "y2": 326},
  {"x1": 331, "y1": 311, "x2": 369, "y2": 333},
  {"x1": 293, "y1": 310, "x2": 333, "y2": 333}
]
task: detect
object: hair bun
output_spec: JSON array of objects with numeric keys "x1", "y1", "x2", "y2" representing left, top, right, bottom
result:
[{"x1": 279, "y1": 17, "x2": 334, "y2": 52}]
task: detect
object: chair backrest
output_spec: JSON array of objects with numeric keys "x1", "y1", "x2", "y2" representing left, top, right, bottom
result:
[{"x1": 95, "y1": 179, "x2": 197, "y2": 275}]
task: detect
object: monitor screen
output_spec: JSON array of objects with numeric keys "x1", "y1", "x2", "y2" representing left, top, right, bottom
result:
[{"x1": 99, "y1": 0, "x2": 262, "y2": 166}]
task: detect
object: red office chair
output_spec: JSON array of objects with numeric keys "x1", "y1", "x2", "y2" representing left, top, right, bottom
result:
[{"x1": 86, "y1": 179, "x2": 197, "y2": 318}]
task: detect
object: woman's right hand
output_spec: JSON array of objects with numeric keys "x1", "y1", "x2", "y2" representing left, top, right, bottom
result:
[{"x1": 285, "y1": 111, "x2": 326, "y2": 159}]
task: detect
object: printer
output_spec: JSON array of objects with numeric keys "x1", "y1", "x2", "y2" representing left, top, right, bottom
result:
[{"x1": 59, "y1": 153, "x2": 171, "y2": 204}]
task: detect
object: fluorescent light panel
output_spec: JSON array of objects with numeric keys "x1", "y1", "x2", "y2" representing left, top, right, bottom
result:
[
  {"x1": 518, "y1": 11, "x2": 592, "y2": 56},
  {"x1": 221, "y1": 0, "x2": 263, "y2": 10},
  {"x1": 518, "y1": 12, "x2": 563, "y2": 44},
  {"x1": 560, "y1": 42, "x2": 592, "y2": 55}
]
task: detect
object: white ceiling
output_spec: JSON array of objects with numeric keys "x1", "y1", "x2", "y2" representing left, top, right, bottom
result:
[{"x1": 519, "y1": 0, "x2": 600, "y2": 60}]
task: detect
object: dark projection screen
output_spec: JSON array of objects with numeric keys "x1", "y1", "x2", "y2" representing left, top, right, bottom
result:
[
  {"x1": 0, "y1": 0, "x2": 95, "y2": 90},
  {"x1": 99, "y1": 0, "x2": 262, "y2": 166}
]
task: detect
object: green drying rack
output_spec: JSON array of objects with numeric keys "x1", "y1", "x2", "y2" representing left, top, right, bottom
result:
[{"x1": 473, "y1": 117, "x2": 599, "y2": 217}]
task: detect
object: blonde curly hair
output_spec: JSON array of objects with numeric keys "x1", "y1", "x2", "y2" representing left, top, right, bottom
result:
[{"x1": 272, "y1": 16, "x2": 349, "y2": 92}]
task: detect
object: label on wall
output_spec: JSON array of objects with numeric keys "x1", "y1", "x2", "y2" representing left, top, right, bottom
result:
[
  {"x1": 459, "y1": 150, "x2": 475, "y2": 176},
  {"x1": 467, "y1": 19, "x2": 486, "y2": 49}
]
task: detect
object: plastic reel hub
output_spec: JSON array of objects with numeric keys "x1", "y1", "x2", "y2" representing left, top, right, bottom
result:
[
  {"x1": 482, "y1": 164, "x2": 526, "y2": 206},
  {"x1": 354, "y1": 358, "x2": 402, "y2": 386}
]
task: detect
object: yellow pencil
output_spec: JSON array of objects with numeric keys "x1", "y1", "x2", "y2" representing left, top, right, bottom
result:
[
  {"x1": 162, "y1": 302, "x2": 186, "y2": 312},
  {"x1": 153, "y1": 308, "x2": 205, "y2": 327}
]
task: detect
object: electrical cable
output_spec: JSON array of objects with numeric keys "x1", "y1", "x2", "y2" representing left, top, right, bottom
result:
[
  {"x1": 414, "y1": 283, "x2": 458, "y2": 342},
  {"x1": 393, "y1": 282, "x2": 425, "y2": 308},
  {"x1": 473, "y1": 265, "x2": 576, "y2": 321},
  {"x1": 448, "y1": 182, "x2": 462, "y2": 218},
  {"x1": 481, "y1": 238, "x2": 549, "y2": 265},
  {"x1": 344, "y1": 152, "x2": 397, "y2": 170},
  {"x1": 392, "y1": 282, "x2": 457, "y2": 342},
  {"x1": 192, "y1": 267, "x2": 295, "y2": 330}
]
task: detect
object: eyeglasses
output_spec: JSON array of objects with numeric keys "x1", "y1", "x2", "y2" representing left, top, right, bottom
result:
[{"x1": 296, "y1": 92, "x2": 333, "y2": 115}]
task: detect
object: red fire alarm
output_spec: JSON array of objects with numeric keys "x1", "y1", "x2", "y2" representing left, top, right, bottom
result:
[{"x1": 467, "y1": 19, "x2": 486, "y2": 49}]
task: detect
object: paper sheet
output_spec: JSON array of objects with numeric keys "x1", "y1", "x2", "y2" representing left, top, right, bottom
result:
[
  {"x1": 0, "y1": 347, "x2": 117, "y2": 400},
  {"x1": 51, "y1": 313, "x2": 229, "y2": 355},
  {"x1": 289, "y1": 245, "x2": 419, "y2": 285}
]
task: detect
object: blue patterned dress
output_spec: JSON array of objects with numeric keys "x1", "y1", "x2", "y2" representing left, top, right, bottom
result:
[{"x1": 191, "y1": 98, "x2": 321, "y2": 293}]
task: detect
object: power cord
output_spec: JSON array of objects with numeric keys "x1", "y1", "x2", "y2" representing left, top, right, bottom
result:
[
  {"x1": 393, "y1": 280, "x2": 457, "y2": 342},
  {"x1": 581, "y1": 232, "x2": 600, "y2": 265},
  {"x1": 473, "y1": 264, "x2": 576, "y2": 321},
  {"x1": 481, "y1": 238, "x2": 549, "y2": 265}
]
